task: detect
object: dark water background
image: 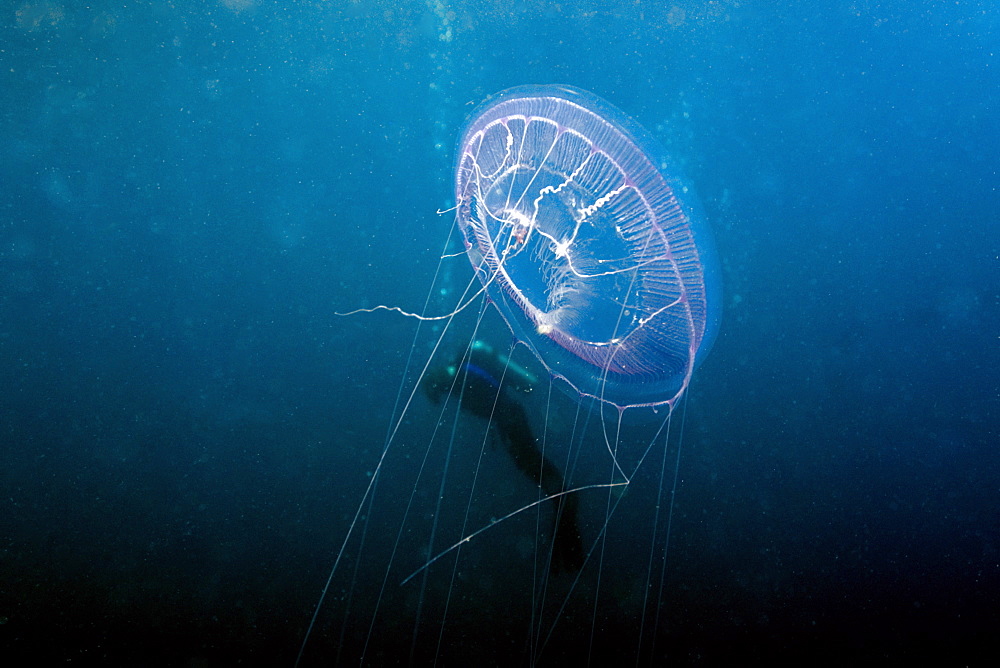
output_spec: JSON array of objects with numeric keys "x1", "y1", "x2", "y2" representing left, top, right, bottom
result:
[{"x1": 2, "y1": 1, "x2": 997, "y2": 665}]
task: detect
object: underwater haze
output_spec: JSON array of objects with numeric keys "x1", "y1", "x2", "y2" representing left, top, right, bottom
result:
[{"x1": 2, "y1": 1, "x2": 998, "y2": 666}]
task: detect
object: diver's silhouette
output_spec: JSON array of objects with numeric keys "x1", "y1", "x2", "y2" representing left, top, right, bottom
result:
[{"x1": 424, "y1": 341, "x2": 584, "y2": 574}]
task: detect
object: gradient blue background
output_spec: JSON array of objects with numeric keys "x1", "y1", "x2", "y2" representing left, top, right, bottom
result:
[{"x1": 2, "y1": 1, "x2": 997, "y2": 665}]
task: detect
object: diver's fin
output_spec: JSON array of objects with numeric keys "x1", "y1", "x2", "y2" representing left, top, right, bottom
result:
[{"x1": 550, "y1": 493, "x2": 584, "y2": 574}]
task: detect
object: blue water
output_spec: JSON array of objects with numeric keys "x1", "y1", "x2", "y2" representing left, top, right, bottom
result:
[{"x1": 2, "y1": 1, "x2": 997, "y2": 665}]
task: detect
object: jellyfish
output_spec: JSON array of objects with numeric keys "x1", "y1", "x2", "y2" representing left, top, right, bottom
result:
[{"x1": 298, "y1": 85, "x2": 721, "y2": 666}]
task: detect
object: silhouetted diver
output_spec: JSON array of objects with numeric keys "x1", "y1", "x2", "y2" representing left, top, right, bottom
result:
[{"x1": 423, "y1": 340, "x2": 584, "y2": 574}]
